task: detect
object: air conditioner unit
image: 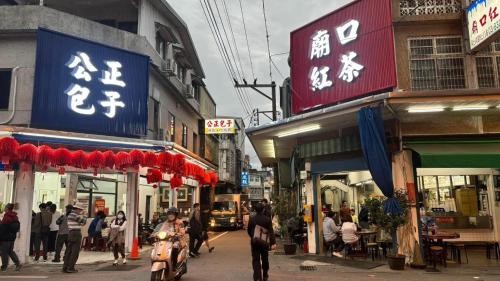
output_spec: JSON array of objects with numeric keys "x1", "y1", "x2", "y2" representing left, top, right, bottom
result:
[
  {"x1": 184, "y1": 84, "x2": 194, "y2": 98},
  {"x1": 160, "y1": 59, "x2": 174, "y2": 76}
]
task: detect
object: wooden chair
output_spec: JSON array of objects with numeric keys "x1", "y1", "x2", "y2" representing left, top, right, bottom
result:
[
  {"x1": 430, "y1": 246, "x2": 447, "y2": 269},
  {"x1": 449, "y1": 243, "x2": 468, "y2": 264},
  {"x1": 367, "y1": 242, "x2": 379, "y2": 261}
]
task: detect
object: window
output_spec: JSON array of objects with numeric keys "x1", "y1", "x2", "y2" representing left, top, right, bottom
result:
[
  {"x1": 148, "y1": 98, "x2": 160, "y2": 138},
  {"x1": 409, "y1": 37, "x2": 466, "y2": 90},
  {"x1": 400, "y1": 0, "x2": 461, "y2": 16},
  {"x1": 475, "y1": 39, "x2": 500, "y2": 88},
  {"x1": 177, "y1": 64, "x2": 185, "y2": 82},
  {"x1": 169, "y1": 113, "x2": 175, "y2": 142},
  {"x1": 155, "y1": 32, "x2": 167, "y2": 60},
  {"x1": 182, "y1": 124, "x2": 188, "y2": 148},
  {"x1": 76, "y1": 177, "x2": 118, "y2": 217},
  {"x1": 193, "y1": 84, "x2": 201, "y2": 102},
  {"x1": 193, "y1": 132, "x2": 198, "y2": 154},
  {"x1": 0, "y1": 70, "x2": 12, "y2": 110}
]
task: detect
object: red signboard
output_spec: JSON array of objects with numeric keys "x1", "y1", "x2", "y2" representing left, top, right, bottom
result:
[{"x1": 290, "y1": 0, "x2": 396, "y2": 114}]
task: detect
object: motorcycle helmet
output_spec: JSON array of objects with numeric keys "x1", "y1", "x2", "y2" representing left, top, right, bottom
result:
[{"x1": 166, "y1": 207, "x2": 179, "y2": 222}]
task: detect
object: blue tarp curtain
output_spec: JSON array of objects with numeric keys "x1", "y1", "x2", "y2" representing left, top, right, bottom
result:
[{"x1": 358, "y1": 107, "x2": 401, "y2": 215}]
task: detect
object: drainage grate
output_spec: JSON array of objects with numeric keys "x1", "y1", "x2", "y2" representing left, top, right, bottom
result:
[
  {"x1": 300, "y1": 265, "x2": 317, "y2": 271},
  {"x1": 274, "y1": 252, "x2": 286, "y2": 255}
]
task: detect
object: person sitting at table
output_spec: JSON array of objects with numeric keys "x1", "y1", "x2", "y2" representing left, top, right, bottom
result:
[
  {"x1": 341, "y1": 215, "x2": 359, "y2": 245},
  {"x1": 323, "y1": 211, "x2": 344, "y2": 258}
]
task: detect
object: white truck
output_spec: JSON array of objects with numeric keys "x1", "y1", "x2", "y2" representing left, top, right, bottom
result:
[{"x1": 210, "y1": 194, "x2": 242, "y2": 230}]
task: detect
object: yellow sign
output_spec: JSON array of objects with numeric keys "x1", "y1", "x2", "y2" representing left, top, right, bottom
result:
[{"x1": 204, "y1": 119, "x2": 236, "y2": 134}]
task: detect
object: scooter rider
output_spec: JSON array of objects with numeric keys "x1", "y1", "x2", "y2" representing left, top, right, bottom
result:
[{"x1": 153, "y1": 207, "x2": 186, "y2": 270}]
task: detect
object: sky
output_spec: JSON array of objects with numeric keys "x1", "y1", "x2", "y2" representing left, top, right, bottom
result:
[{"x1": 169, "y1": 0, "x2": 354, "y2": 168}]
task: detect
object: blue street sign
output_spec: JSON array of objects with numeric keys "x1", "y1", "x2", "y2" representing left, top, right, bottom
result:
[{"x1": 241, "y1": 171, "x2": 249, "y2": 187}]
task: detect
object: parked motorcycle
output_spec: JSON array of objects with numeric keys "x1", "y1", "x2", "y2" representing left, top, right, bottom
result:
[{"x1": 150, "y1": 230, "x2": 188, "y2": 281}]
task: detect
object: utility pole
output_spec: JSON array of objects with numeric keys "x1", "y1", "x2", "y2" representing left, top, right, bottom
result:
[{"x1": 234, "y1": 79, "x2": 277, "y2": 121}]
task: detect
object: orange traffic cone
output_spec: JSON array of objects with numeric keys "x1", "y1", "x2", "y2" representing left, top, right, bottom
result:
[{"x1": 129, "y1": 238, "x2": 141, "y2": 260}]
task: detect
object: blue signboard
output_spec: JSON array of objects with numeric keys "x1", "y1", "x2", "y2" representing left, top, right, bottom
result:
[
  {"x1": 31, "y1": 28, "x2": 149, "y2": 138},
  {"x1": 241, "y1": 171, "x2": 249, "y2": 187}
]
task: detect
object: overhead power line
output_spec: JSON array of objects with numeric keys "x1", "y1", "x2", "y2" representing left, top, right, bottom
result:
[
  {"x1": 199, "y1": 0, "x2": 251, "y2": 115},
  {"x1": 261, "y1": 0, "x2": 273, "y2": 81},
  {"x1": 238, "y1": 0, "x2": 255, "y2": 80}
]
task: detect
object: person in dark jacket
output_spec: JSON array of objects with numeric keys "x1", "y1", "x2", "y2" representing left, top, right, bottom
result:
[
  {"x1": 34, "y1": 203, "x2": 52, "y2": 262},
  {"x1": 53, "y1": 204, "x2": 72, "y2": 263},
  {"x1": 248, "y1": 203, "x2": 276, "y2": 281},
  {"x1": 0, "y1": 203, "x2": 21, "y2": 272},
  {"x1": 188, "y1": 203, "x2": 203, "y2": 257},
  {"x1": 261, "y1": 199, "x2": 272, "y2": 219}
]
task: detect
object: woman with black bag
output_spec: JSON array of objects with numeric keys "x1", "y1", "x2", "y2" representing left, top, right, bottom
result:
[{"x1": 247, "y1": 203, "x2": 276, "y2": 281}]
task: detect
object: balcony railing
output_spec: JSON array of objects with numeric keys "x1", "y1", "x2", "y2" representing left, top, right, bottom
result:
[{"x1": 400, "y1": 0, "x2": 462, "y2": 16}]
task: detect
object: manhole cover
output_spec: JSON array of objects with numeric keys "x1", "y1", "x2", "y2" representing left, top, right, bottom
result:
[
  {"x1": 300, "y1": 265, "x2": 317, "y2": 271},
  {"x1": 96, "y1": 265, "x2": 142, "y2": 271}
]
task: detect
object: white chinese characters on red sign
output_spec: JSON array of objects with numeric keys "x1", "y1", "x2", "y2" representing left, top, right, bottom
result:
[
  {"x1": 309, "y1": 20, "x2": 364, "y2": 92},
  {"x1": 467, "y1": 0, "x2": 500, "y2": 51},
  {"x1": 205, "y1": 119, "x2": 235, "y2": 134}
]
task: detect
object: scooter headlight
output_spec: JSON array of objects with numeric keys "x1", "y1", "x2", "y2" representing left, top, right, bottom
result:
[
  {"x1": 230, "y1": 217, "x2": 236, "y2": 223},
  {"x1": 157, "y1": 231, "x2": 167, "y2": 240}
]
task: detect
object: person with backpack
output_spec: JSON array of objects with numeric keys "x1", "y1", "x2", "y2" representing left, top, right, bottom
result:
[
  {"x1": 248, "y1": 203, "x2": 276, "y2": 281},
  {"x1": 0, "y1": 203, "x2": 22, "y2": 272},
  {"x1": 34, "y1": 203, "x2": 53, "y2": 262}
]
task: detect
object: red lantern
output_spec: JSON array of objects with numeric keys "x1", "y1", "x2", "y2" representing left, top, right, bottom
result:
[
  {"x1": 170, "y1": 174, "x2": 183, "y2": 189},
  {"x1": 36, "y1": 145, "x2": 54, "y2": 173},
  {"x1": 203, "y1": 172, "x2": 211, "y2": 186},
  {"x1": 143, "y1": 152, "x2": 158, "y2": 168},
  {"x1": 158, "y1": 152, "x2": 173, "y2": 173},
  {"x1": 115, "y1": 151, "x2": 132, "y2": 171},
  {"x1": 210, "y1": 172, "x2": 218, "y2": 188},
  {"x1": 129, "y1": 150, "x2": 144, "y2": 170},
  {"x1": 17, "y1": 143, "x2": 38, "y2": 172},
  {"x1": 103, "y1": 151, "x2": 116, "y2": 170},
  {"x1": 88, "y1": 151, "x2": 104, "y2": 176},
  {"x1": 146, "y1": 169, "x2": 163, "y2": 189},
  {"x1": 172, "y1": 153, "x2": 185, "y2": 175},
  {"x1": 0, "y1": 137, "x2": 20, "y2": 165},
  {"x1": 53, "y1": 148, "x2": 72, "y2": 175},
  {"x1": 71, "y1": 150, "x2": 89, "y2": 170}
]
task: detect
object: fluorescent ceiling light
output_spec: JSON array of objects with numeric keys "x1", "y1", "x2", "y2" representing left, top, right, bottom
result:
[
  {"x1": 407, "y1": 106, "x2": 444, "y2": 113},
  {"x1": 263, "y1": 140, "x2": 275, "y2": 158},
  {"x1": 277, "y1": 124, "x2": 321, "y2": 138},
  {"x1": 16, "y1": 132, "x2": 156, "y2": 147},
  {"x1": 453, "y1": 105, "x2": 489, "y2": 111}
]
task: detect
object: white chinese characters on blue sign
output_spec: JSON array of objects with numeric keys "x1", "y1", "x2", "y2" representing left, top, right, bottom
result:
[
  {"x1": 65, "y1": 52, "x2": 126, "y2": 118},
  {"x1": 309, "y1": 19, "x2": 363, "y2": 91}
]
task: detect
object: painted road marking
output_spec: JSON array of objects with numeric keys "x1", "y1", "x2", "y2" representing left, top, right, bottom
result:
[
  {"x1": 209, "y1": 231, "x2": 229, "y2": 242},
  {"x1": 0, "y1": 276, "x2": 48, "y2": 279}
]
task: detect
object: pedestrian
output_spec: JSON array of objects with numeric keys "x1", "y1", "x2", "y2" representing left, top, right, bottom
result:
[
  {"x1": 109, "y1": 211, "x2": 127, "y2": 266},
  {"x1": 53, "y1": 204, "x2": 72, "y2": 263},
  {"x1": 88, "y1": 211, "x2": 107, "y2": 249},
  {"x1": 29, "y1": 210, "x2": 36, "y2": 257},
  {"x1": 63, "y1": 204, "x2": 87, "y2": 273},
  {"x1": 0, "y1": 203, "x2": 21, "y2": 272},
  {"x1": 34, "y1": 203, "x2": 52, "y2": 262},
  {"x1": 200, "y1": 208, "x2": 215, "y2": 253},
  {"x1": 48, "y1": 204, "x2": 61, "y2": 257},
  {"x1": 323, "y1": 211, "x2": 344, "y2": 258},
  {"x1": 248, "y1": 203, "x2": 276, "y2": 281},
  {"x1": 188, "y1": 203, "x2": 203, "y2": 257},
  {"x1": 261, "y1": 199, "x2": 272, "y2": 219},
  {"x1": 242, "y1": 202, "x2": 250, "y2": 230}
]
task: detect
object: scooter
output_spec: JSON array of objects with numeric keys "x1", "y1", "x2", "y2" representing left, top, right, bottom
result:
[{"x1": 150, "y1": 230, "x2": 188, "y2": 281}]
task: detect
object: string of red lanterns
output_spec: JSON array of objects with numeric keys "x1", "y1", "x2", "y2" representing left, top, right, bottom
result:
[{"x1": 0, "y1": 137, "x2": 218, "y2": 189}]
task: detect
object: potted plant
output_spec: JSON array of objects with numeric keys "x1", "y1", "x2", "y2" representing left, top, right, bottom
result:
[
  {"x1": 272, "y1": 192, "x2": 297, "y2": 255},
  {"x1": 365, "y1": 190, "x2": 409, "y2": 270}
]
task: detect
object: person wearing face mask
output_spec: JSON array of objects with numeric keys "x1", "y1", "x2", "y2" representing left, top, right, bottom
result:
[
  {"x1": 109, "y1": 211, "x2": 127, "y2": 266},
  {"x1": 154, "y1": 208, "x2": 186, "y2": 271}
]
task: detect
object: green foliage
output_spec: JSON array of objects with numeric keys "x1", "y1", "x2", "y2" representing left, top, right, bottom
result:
[
  {"x1": 363, "y1": 190, "x2": 410, "y2": 255},
  {"x1": 272, "y1": 191, "x2": 297, "y2": 242}
]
